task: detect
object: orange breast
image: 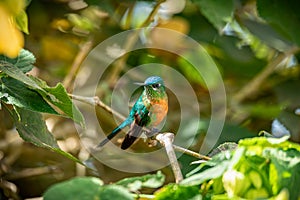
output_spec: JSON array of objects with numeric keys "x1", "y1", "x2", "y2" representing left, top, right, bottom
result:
[{"x1": 149, "y1": 98, "x2": 168, "y2": 126}]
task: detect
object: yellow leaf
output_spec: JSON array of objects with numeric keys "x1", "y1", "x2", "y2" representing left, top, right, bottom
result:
[{"x1": 0, "y1": 5, "x2": 24, "y2": 58}]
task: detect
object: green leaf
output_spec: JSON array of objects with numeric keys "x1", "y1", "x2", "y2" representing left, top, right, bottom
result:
[
  {"x1": 195, "y1": 0, "x2": 234, "y2": 33},
  {"x1": 99, "y1": 185, "x2": 134, "y2": 200},
  {"x1": 257, "y1": 0, "x2": 300, "y2": 46},
  {"x1": 263, "y1": 148, "x2": 300, "y2": 199},
  {"x1": 0, "y1": 59, "x2": 41, "y2": 89},
  {"x1": 181, "y1": 160, "x2": 230, "y2": 186},
  {"x1": 12, "y1": 107, "x2": 59, "y2": 148},
  {"x1": 154, "y1": 184, "x2": 200, "y2": 200},
  {"x1": 0, "y1": 49, "x2": 35, "y2": 73},
  {"x1": 16, "y1": 10, "x2": 29, "y2": 34},
  {"x1": 43, "y1": 177, "x2": 104, "y2": 200},
  {"x1": 238, "y1": 136, "x2": 300, "y2": 152},
  {"x1": 0, "y1": 77, "x2": 58, "y2": 114},
  {"x1": 116, "y1": 171, "x2": 165, "y2": 192},
  {"x1": 30, "y1": 77, "x2": 85, "y2": 127},
  {"x1": 0, "y1": 60, "x2": 85, "y2": 126},
  {"x1": 12, "y1": 107, "x2": 83, "y2": 164}
]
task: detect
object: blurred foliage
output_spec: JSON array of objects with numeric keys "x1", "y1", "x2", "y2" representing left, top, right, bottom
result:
[{"x1": 0, "y1": 0, "x2": 300, "y2": 199}]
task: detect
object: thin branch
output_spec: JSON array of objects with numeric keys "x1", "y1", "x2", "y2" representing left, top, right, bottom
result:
[
  {"x1": 156, "y1": 133, "x2": 183, "y2": 183},
  {"x1": 173, "y1": 145, "x2": 211, "y2": 161},
  {"x1": 233, "y1": 47, "x2": 300, "y2": 103},
  {"x1": 4, "y1": 165, "x2": 61, "y2": 180},
  {"x1": 107, "y1": 0, "x2": 166, "y2": 86},
  {"x1": 63, "y1": 39, "x2": 94, "y2": 92},
  {"x1": 70, "y1": 94, "x2": 126, "y2": 121}
]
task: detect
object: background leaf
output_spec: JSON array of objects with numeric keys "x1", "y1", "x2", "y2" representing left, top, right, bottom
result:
[
  {"x1": 257, "y1": 0, "x2": 300, "y2": 46},
  {"x1": 194, "y1": 0, "x2": 234, "y2": 33}
]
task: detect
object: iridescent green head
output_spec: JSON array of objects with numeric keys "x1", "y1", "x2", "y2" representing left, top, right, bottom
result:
[{"x1": 141, "y1": 76, "x2": 166, "y2": 99}]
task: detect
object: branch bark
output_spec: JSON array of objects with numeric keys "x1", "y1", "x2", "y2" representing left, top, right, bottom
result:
[{"x1": 156, "y1": 133, "x2": 183, "y2": 183}]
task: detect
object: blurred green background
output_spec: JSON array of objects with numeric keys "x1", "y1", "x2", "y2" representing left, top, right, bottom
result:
[{"x1": 1, "y1": 0, "x2": 300, "y2": 198}]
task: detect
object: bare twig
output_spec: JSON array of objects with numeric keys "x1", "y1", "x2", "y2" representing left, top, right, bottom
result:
[
  {"x1": 4, "y1": 165, "x2": 62, "y2": 180},
  {"x1": 233, "y1": 47, "x2": 300, "y2": 103},
  {"x1": 63, "y1": 39, "x2": 94, "y2": 92},
  {"x1": 156, "y1": 133, "x2": 183, "y2": 183},
  {"x1": 173, "y1": 145, "x2": 211, "y2": 161},
  {"x1": 70, "y1": 94, "x2": 126, "y2": 121}
]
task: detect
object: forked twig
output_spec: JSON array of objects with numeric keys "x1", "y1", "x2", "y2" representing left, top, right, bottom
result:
[{"x1": 156, "y1": 133, "x2": 183, "y2": 183}]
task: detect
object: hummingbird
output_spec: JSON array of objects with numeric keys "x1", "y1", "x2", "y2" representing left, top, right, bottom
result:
[{"x1": 97, "y1": 76, "x2": 168, "y2": 150}]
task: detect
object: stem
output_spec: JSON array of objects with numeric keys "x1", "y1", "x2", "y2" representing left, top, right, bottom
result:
[
  {"x1": 156, "y1": 133, "x2": 183, "y2": 183},
  {"x1": 173, "y1": 145, "x2": 211, "y2": 160},
  {"x1": 233, "y1": 47, "x2": 299, "y2": 103},
  {"x1": 63, "y1": 39, "x2": 93, "y2": 92},
  {"x1": 70, "y1": 94, "x2": 126, "y2": 121}
]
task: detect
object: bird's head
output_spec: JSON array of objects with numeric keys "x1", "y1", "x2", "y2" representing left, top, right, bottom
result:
[{"x1": 135, "y1": 76, "x2": 166, "y2": 97}]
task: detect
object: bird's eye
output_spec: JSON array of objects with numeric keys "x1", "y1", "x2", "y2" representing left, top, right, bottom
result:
[{"x1": 152, "y1": 83, "x2": 160, "y2": 89}]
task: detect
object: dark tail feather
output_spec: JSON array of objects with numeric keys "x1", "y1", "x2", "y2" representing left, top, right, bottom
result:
[
  {"x1": 121, "y1": 124, "x2": 142, "y2": 150},
  {"x1": 97, "y1": 119, "x2": 132, "y2": 148},
  {"x1": 97, "y1": 126, "x2": 122, "y2": 148}
]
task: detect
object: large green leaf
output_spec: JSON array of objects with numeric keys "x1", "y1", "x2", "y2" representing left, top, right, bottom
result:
[
  {"x1": 116, "y1": 171, "x2": 165, "y2": 192},
  {"x1": 43, "y1": 177, "x2": 134, "y2": 200},
  {"x1": 0, "y1": 60, "x2": 85, "y2": 127},
  {"x1": 43, "y1": 177, "x2": 104, "y2": 200},
  {"x1": 257, "y1": 0, "x2": 300, "y2": 46},
  {"x1": 195, "y1": 0, "x2": 234, "y2": 33},
  {"x1": 12, "y1": 107, "x2": 83, "y2": 164},
  {"x1": 0, "y1": 77, "x2": 57, "y2": 114}
]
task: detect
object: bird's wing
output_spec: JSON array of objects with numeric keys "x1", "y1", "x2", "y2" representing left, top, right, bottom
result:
[{"x1": 121, "y1": 102, "x2": 150, "y2": 149}]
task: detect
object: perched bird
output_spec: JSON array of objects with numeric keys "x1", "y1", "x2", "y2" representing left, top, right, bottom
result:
[{"x1": 97, "y1": 76, "x2": 168, "y2": 150}]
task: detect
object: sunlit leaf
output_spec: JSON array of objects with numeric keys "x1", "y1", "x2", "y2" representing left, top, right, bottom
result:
[
  {"x1": 154, "y1": 184, "x2": 200, "y2": 200},
  {"x1": 0, "y1": 5, "x2": 24, "y2": 58},
  {"x1": 16, "y1": 10, "x2": 29, "y2": 34},
  {"x1": 263, "y1": 148, "x2": 300, "y2": 199}
]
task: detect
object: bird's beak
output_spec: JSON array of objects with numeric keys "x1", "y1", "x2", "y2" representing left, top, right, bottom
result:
[{"x1": 134, "y1": 82, "x2": 145, "y2": 86}]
